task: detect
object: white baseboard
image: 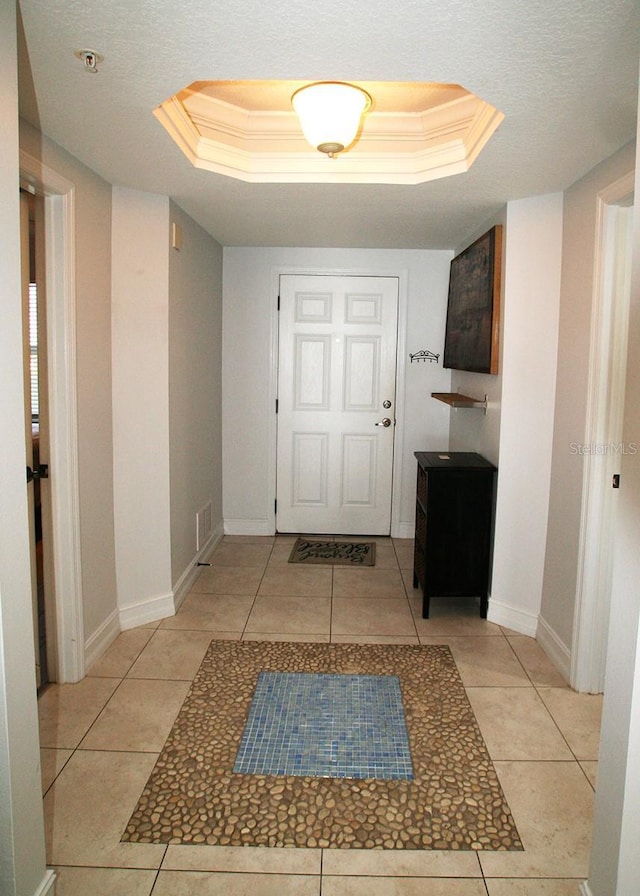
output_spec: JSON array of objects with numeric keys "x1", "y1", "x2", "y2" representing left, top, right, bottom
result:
[
  {"x1": 90, "y1": 524, "x2": 225, "y2": 646},
  {"x1": 224, "y1": 518, "x2": 275, "y2": 536},
  {"x1": 119, "y1": 590, "x2": 175, "y2": 631},
  {"x1": 536, "y1": 613, "x2": 572, "y2": 683},
  {"x1": 33, "y1": 869, "x2": 56, "y2": 896},
  {"x1": 173, "y1": 523, "x2": 224, "y2": 613},
  {"x1": 205, "y1": 521, "x2": 224, "y2": 555},
  {"x1": 579, "y1": 881, "x2": 593, "y2": 896},
  {"x1": 226, "y1": 519, "x2": 415, "y2": 539},
  {"x1": 486, "y1": 597, "x2": 539, "y2": 637},
  {"x1": 392, "y1": 522, "x2": 414, "y2": 540},
  {"x1": 84, "y1": 608, "x2": 120, "y2": 672}
]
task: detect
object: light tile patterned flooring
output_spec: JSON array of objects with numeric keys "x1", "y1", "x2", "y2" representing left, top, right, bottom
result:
[{"x1": 40, "y1": 535, "x2": 602, "y2": 895}]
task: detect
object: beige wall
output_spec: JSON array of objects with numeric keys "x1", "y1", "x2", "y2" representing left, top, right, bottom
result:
[
  {"x1": 449, "y1": 197, "x2": 564, "y2": 637},
  {"x1": 14, "y1": 136, "x2": 224, "y2": 652},
  {"x1": 111, "y1": 188, "x2": 172, "y2": 627},
  {"x1": 221, "y1": 246, "x2": 454, "y2": 538},
  {"x1": 168, "y1": 200, "x2": 223, "y2": 583},
  {"x1": 496, "y1": 195, "x2": 563, "y2": 635},
  {"x1": 19, "y1": 120, "x2": 117, "y2": 641},
  {"x1": 0, "y1": 4, "x2": 50, "y2": 893},
  {"x1": 112, "y1": 190, "x2": 224, "y2": 628},
  {"x1": 540, "y1": 141, "x2": 636, "y2": 653},
  {"x1": 588, "y1": 131, "x2": 640, "y2": 893}
]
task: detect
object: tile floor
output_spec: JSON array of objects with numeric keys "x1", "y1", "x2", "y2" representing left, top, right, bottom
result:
[
  {"x1": 233, "y1": 670, "x2": 414, "y2": 779},
  {"x1": 39, "y1": 535, "x2": 602, "y2": 895}
]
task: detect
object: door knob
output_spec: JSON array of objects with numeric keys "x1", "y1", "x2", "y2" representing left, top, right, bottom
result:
[{"x1": 375, "y1": 418, "x2": 392, "y2": 428}]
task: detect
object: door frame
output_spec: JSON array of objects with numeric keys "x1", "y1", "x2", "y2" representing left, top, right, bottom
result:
[
  {"x1": 268, "y1": 264, "x2": 409, "y2": 537},
  {"x1": 20, "y1": 150, "x2": 85, "y2": 683},
  {"x1": 571, "y1": 171, "x2": 634, "y2": 693}
]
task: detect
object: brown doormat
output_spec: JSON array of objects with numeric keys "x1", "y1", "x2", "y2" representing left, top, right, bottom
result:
[
  {"x1": 288, "y1": 537, "x2": 376, "y2": 566},
  {"x1": 123, "y1": 640, "x2": 522, "y2": 851}
]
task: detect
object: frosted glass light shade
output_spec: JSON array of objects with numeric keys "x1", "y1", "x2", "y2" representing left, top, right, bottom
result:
[{"x1": 292, "y1": 82, "x2": 371, "y2": 155}]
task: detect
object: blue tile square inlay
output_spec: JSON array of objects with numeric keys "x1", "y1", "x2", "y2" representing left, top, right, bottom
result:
[{"x1": 233, "y1": 672, "x2": 413, "y2": 780}]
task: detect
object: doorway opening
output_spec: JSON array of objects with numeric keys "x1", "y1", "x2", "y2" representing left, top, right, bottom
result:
[
  {"x1": 21, "y1": 188, "x2": 52, "y2": 690},
  {"x1": 571, "y1": 172, "x2": 634, "y2": 694},
  {"x1": 20, "y1": 150, "x2": 85, "y2": 684}
]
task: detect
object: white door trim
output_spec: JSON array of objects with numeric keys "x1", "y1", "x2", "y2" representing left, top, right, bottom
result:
[
  {"x1": 571, "y1": 171, "x2": 634, "y2": 693},
  {"x1": 20, "y1": 150, "x2": 85, "y2": 683},
  {"x1": 268, "y1": 264, "x2": 408, "y2": 537}
]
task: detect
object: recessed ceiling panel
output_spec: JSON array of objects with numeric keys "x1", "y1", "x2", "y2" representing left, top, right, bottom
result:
[{"x1": 154, "y1": 79, "x2": 504, "y2": 184}]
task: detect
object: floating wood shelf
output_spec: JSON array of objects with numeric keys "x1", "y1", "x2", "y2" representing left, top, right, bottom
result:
[{"x1": 431, "y1": 392, "x2": 488, "y2": 411}]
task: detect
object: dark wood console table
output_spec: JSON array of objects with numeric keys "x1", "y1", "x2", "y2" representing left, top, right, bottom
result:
[{"x1": 413, "y1": 451, "x2": 497, "y2": 618}]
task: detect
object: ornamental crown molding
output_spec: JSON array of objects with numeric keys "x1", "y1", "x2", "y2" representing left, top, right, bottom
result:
[{"x1": 153, "y1": 80, "x2": 504, "y2": 184}]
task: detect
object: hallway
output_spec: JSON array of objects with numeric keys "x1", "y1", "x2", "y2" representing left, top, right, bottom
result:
[{"x1": 39, "y1": 535, "x2": 602, "y2": 894}]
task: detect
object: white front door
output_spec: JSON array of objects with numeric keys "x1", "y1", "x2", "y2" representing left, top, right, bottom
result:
[{"x1": 276, "y1": 274, "x2": 399, "y2": 535}]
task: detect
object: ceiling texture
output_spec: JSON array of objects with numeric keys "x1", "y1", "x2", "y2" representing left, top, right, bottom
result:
[{"x1": 17, "y1": 0, "x2": 640, "y2": 250}]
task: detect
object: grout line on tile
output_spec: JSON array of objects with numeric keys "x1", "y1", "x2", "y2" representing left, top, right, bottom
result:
[
  {"x1": 531, "y1": 684, "x2": 601, "y2": 765},
  {"x1": 52, "y1": 859, "x2": 168, "y2": 872},
  {"x1": 329, "y1": 565, "x2": 334, "y2": 642},
  {"x1": 578, "y1": 760, "x2": 598, "y2": 792},
  {"x1": 75, "y1": 678, "x2": 126, "y2": 745},
  {"x1": 41, "y1": 749, "x2": 75, "y2": 799},
  {"x1": 149, "y1": 864, "x2": 162, "y2": 894},
  {"x1": 74, "y1": 745, "x2": 164, "y2": 756},
  {"x1": 502, "y1": 629, "x2": 536, "y2": 680}
]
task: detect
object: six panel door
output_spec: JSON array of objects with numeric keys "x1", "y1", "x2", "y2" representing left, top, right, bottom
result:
[{"x1": 276, "y1": 274, "x2": 399, "y2": 535}]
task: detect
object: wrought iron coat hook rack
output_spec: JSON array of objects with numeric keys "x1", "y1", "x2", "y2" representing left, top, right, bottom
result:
[{"x1": 410, "y1": 350, "x2": 440, "y2": 364}]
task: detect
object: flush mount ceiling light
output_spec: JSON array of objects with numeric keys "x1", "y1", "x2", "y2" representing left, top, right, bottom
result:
[
  {"x1": 153, "y1": 80, "x2": 505, "y2": 184},
  {"x1": 291, "y1": 82, "x2": 372, "y2": 157}
]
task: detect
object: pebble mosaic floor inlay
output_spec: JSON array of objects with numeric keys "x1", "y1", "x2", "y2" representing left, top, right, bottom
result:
[
  {"x1": 233, "y1": 672, "x2": 414, "y2": 779},
  {"x1": 123, "y1": 640, "x2": 523, "y2": 851}
]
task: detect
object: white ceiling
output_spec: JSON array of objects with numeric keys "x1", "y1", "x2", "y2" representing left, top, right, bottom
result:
[{"x1": 17, "y1": 0, "x2": 640, "y2": 250}]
